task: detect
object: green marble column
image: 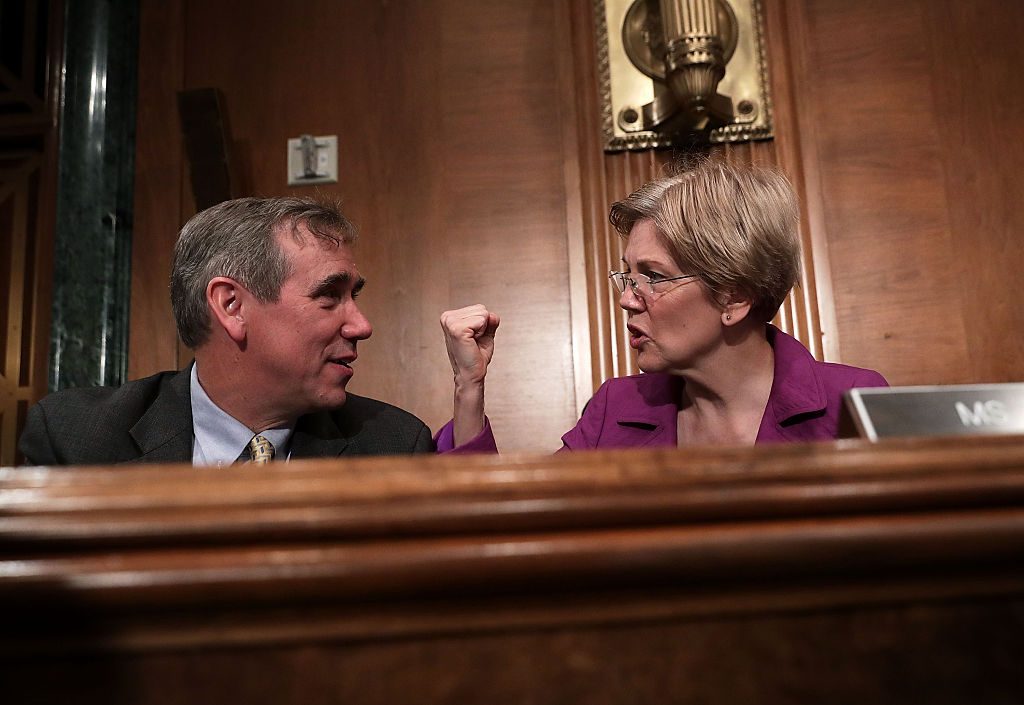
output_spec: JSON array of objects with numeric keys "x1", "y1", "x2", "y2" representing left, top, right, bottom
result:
[{"x1": 50, "y1": 0, "x2": 139, "y2": 390}]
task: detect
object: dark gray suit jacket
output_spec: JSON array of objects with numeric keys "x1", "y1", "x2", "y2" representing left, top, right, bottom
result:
[{"x1": 18, "y1": 367, "x2": 433, "y2": 465}]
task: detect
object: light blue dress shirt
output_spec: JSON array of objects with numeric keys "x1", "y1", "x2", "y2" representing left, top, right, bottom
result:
[{"x1": 189, "y1": 364, "x2": 294, "y2": 466}]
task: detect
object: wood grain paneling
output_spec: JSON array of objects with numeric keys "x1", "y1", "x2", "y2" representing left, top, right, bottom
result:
[
  {"x1": 760, "y1": 0, "x2": 837, "y2": 360},
  {"x1": 129, "y1": 0, "x2": 185, "y2": 377},
  {"x1": 781, "y1": 0, "x2": 1024, "y2": 383},
  {"x1": 924, "y1": 0, "x2": 1024, "y2": 383},
  {"x1": 0, "y1": 148, "x2": 42, "y2": 463},
  {"x1": 132, "y1": 0, "x2": 579, "y2": 450},
  {"x1": 0, "y1": 0, "x2": 61, "y2": 465}
]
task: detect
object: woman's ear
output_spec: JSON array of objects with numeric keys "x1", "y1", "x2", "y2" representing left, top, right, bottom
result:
[
  {"x1": 207, "y1": 277, "x2": 247, "y2": 344},
  {"x1": 721, "y1": 294, "x2": 753, "y2": 326}
]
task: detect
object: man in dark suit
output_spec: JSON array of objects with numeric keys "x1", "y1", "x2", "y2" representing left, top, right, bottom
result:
[{"x1": 19, "y1": 197, "x2": 432, "y2": 466}]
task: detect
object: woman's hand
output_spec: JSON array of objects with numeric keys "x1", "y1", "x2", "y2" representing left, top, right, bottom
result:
[
  {"x1": 440, "y1": 304, "x2": 500, "y2": 387},
  {"x1": 440, "y1": 305, "x2": 500, "y2": 445}
]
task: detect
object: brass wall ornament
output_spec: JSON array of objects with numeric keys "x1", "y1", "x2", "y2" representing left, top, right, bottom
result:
[{"x1": 597, "y1": 0, "x2": 773, "y2": 150}]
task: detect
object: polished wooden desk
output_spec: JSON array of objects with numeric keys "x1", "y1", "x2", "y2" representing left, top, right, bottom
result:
[{"x1": 3, "y1": 436, "x2": 1024, "y2": 704}]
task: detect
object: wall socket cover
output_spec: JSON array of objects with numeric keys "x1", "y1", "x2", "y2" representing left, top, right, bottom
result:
[{"x1": 287, "y1": 135, "x2": 338, "y2": 185}]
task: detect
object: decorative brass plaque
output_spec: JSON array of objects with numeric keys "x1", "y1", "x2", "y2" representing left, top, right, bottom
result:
[{"x1": 596, "y1": 0, "x2": 773, "y2": 150}]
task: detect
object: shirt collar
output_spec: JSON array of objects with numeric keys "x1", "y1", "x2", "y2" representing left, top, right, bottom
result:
[{"x1": 190, "y1": 363, "x2": 294, "y2": 466}]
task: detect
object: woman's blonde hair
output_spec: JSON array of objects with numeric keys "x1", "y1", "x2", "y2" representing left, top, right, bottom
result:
[{"x1": 609, "y1": 160, "x2": 801, "y2": 322}]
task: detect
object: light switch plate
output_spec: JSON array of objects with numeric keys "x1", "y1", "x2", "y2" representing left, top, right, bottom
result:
[{"x1": 287, "y1": 135, "x2": 338, "y2": 186}]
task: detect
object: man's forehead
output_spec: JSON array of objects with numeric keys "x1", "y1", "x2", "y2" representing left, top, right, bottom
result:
[
  {"x1": 273, "y1": 218, "x2": 349, "y2": 248},
  {"x1": 277, "y1": 229, "x2": 358, "y2": 279}
]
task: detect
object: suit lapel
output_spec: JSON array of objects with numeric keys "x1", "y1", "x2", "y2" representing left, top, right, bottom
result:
[
  {"x1": 128, "y1": 367, "x2": 194, "y2": 463},
  {"x1": 124, "y1": 367, "x2": 351, "y2": 463},
  {"x1": 291, "y1": 411, "x2": 350, "y2": 459}
]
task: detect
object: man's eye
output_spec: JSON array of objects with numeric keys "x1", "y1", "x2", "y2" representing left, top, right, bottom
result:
[{"x1": 646, "y1": 272, "x2": 666, "y2": 282}]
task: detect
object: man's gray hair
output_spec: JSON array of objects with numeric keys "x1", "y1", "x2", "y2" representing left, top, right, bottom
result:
[{"x1": 170, "y1": 196, "x2": 357, "y2": 348}]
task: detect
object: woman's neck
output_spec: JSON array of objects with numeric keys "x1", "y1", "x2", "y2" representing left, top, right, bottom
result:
[{"x1": 676, "y1": 324, "x2": 775, "y2": 445}]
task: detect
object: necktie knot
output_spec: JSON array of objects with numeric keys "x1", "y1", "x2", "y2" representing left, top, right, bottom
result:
[{"x1": 247, "y1": 435, "x2": 276, "y2": 464}]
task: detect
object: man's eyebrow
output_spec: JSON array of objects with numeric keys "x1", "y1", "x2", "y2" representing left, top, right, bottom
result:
[{"x1": 308, "y1": 272, "x2": 364, "y2": 296}]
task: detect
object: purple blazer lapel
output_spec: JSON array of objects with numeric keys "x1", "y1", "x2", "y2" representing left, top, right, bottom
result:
[
  {"x1": 757, "y1": 326, "x2": 827, "y2": 442},
  {"x1": 602, "y1": 373, "x2": 681, "y2": 448}
]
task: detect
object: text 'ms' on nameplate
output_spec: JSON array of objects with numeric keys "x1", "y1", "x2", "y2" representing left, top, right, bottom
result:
[{"x1": 843, "y1": 384, "x2": 1024, "y2": 441}]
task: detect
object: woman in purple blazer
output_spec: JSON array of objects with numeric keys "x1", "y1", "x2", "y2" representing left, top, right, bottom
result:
[{"x1": 437, "y1": 160, "x2": 887, "y2": 452}]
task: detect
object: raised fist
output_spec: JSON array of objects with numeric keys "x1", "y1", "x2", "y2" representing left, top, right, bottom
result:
[{"x1": 440, "y1": 304, "x2": 500, "y2": 387}]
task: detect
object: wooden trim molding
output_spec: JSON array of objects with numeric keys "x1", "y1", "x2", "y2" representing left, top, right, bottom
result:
[
  {"x1": 5, "y1": 435, "x2": 1024, "y2": 702},
  {"x1": 3, "y1": 435, "x2": 1024, "y2": 647}
]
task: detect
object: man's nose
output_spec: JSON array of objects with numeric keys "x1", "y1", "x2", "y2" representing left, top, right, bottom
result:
[{"x1": 341, "y1": 304, "x2": 372, "y2": 340}]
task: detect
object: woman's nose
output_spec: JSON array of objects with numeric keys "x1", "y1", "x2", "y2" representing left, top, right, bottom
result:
[{"x1": 619, "y1": 284, "x2": 645, "y2": 312}]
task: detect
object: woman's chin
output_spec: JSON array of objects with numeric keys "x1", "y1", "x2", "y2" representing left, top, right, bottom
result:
[{"x1": 635, "y1": 353, "x2": 666, "y2": 374}]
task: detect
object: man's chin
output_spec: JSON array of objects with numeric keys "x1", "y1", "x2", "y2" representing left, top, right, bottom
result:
[{"x1": 310, "y1": 386, "x2": 349, "y2": 412}]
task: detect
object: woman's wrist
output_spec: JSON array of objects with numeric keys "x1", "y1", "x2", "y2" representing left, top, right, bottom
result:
[{"x1": 452, "y1": 381, "x2": 486, "y2": 446}]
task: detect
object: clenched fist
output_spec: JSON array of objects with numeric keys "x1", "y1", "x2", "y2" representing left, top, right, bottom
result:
[{"x1": 440, "y1": 304, "x2": 500, "y2": 387}]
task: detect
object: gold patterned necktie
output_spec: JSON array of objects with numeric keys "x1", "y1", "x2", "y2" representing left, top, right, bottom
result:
[{"x1": 246, "y1": 435, "x2": 276, "y2": 464}]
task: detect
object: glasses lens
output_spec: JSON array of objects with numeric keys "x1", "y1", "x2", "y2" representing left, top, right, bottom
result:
[
  {"x1": 609, "y1": 272, "x2": 625, "y2": 293},
  {"x1": 634, "y1": 274, "x2": 651, "y2": 295}
]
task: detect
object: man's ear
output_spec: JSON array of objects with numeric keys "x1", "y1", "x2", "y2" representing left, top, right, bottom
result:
[
  {"x1": 721, "y1": 292, "x2": 754, "y2": 327},
  {"x1": 207, "y1": 277, "x2": 248, "y2": 344}
]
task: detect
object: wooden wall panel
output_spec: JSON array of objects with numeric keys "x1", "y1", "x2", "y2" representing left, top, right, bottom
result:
[
  {"x1": 129, "y1": 0, "x2": 185, "y2": 377},
  {"x1": 781, "y1": 0, "x2": 1024, "y2": 384},
  {"x1": 0, "y1": 149, "x2": 43, "y2": 464},
  {"x1": 924, "y1": 0, "x2": 1024, "y2": 383},
  {"x1": 131, "y1": 0, "x2": 578, "y2": 450},
  {"x1": 761, "y1": 0, "x2": 839, "y2": 361},
  {"x1": 0, "y1": 0, "x2": 61, "y2": 466}
]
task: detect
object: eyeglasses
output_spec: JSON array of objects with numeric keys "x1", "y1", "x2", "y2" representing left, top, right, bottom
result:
[{"x1": 608, "y1": 270, "x2": 700, "y2": 297}]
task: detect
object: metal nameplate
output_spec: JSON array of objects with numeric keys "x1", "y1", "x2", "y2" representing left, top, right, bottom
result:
[{"x1": 843, "y1": 384, "x2": 1024, "y2": 441}]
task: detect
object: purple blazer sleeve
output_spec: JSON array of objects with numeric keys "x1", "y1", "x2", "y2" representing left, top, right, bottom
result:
[{"x1": 433, "y1": 417, "x2": 499, "y2": 454}]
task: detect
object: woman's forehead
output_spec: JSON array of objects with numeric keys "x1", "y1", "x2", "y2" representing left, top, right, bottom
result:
[{"x1": 624, "y1": 221, "x2": 675, "y2": 265}]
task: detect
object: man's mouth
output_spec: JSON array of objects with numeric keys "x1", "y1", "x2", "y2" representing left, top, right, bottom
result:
[{"x1": 328, "y1": 356, "x2": 354, "y2": 368}]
